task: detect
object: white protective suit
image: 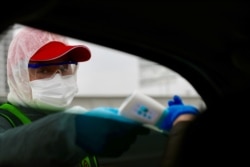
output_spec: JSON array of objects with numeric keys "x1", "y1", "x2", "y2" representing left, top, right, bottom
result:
[
  {"x1": 7, "y1": 25, "x2": 70, "y2": 107},
  {"x1": 0, "y1": 25, "x2": 90, "y2": 167}
]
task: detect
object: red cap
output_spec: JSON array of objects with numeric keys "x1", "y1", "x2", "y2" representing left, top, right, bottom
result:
[
  {"x1": 10, "y1": 26, "x2": 91, "y2": 62},
  {"x1": 30, "y1": 41, "x2": 91, "y2": 62}
]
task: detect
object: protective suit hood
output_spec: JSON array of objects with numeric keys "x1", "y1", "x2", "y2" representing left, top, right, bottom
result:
[{"x1": 6, "y1": 25, "x2": 90, "y2": 108}]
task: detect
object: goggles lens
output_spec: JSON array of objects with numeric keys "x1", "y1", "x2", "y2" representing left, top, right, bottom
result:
[{"x1": 28, "y1": 61, "x2": 78, "y2": 80}]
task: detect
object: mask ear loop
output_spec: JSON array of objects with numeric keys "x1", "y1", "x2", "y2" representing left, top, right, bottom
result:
[{"x1": 74, "y1": 63, "x2": 79, "y2": 75}]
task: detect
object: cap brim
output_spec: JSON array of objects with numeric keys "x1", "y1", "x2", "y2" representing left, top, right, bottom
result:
[{"x1": 30, "y1": 41, "x2": 91, "y2": 62}]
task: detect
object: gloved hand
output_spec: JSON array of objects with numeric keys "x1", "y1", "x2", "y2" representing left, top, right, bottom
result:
[
  {"x1": 74, "y1": 107, "x2": 150, "y2": 157},
  {"x1": 158, "y1": 95, "x2": 199, "y2": 132}
]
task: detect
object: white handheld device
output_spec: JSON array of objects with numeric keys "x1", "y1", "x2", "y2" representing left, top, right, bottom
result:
[{"x1": 119, "y1": 90, "x2": 167, "y2": 133}]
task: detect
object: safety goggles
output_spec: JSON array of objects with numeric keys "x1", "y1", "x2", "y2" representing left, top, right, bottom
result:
[{"x1": 28, "y1": 61, "x2": 78, "y2": 80}]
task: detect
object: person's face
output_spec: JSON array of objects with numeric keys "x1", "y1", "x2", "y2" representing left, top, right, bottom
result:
[{"x1": 28, "y1": 57, "x2": 78, "y2": 81}]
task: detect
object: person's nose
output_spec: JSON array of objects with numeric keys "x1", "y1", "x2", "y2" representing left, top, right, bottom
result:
[{"x1": 55, "y1": 69, "x2": 63, "y2": 75}]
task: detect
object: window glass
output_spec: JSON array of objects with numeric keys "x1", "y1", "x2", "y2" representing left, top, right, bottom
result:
[{"x1": 0, "y1": 23, "x2": 206, "y2": 167}]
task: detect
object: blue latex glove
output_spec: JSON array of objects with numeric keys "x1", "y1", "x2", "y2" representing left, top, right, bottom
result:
[
  {"x1": 75, "y1": 107, "x2": 150, "y2": 157},
  {"x1": 158, "y1": 95, "x2": 199, "y2": 132}
]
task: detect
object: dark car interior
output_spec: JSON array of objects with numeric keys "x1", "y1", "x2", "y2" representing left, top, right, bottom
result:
[{"x1": 1, "y1": 1, "x2": 250, "y2": 167}]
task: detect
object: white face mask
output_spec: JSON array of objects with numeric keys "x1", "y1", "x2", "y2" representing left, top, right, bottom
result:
[{"x1": 30, "y1": 74, "x2": 78, "y2": 111}]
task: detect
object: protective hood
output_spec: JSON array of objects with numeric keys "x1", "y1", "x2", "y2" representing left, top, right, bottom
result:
[{"x1": 7, "y1": 25, "x2": 70, "y2": 107}]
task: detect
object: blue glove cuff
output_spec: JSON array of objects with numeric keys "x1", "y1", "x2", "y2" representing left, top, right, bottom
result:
[{"x1": 156, "y1": 105, "x2": 199, "y2": 132}]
